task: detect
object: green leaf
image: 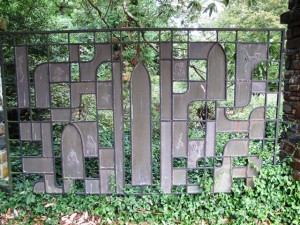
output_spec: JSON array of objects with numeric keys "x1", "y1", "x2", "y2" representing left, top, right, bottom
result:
[
  {"x1": 247, "y1": 0, "x2": 258, "y2": 7},
  {"x1": 203, "y1": 3, "x2": 217, "y2": 17},
  {"x1": 187, "y1": 1, "x2": 202, "y2": 11},
  {"x1": 221, "y1": 0, "x2": 230, "y2": 7}
]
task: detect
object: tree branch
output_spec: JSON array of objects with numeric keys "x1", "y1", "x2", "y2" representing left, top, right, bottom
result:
[
  {"x1": 104, "y1": 0, "x2": 113, "y2": 18},
  {"x1": 122, "y1": 2, "x2": 143, "y2": 27},
  {"x1": 122, "y1": 1, "x2": 158, "y2": 53},
  {"x1": 83, "y1": 1, "x2": 97, "y2": 23},
  {"x1": 86, "y1": 0, "x2": 110, "y2": 28},
  {"x1": 190, "y1": 65, "x2": 206, "y2": 80}
]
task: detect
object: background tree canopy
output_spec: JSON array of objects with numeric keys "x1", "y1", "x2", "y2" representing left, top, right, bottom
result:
[
  {"x1": 0, "y1": 0, "x2": 286, "y2": 31},
  {"x1": 215, "y1": 0, "x2": 287, "y2": 28}
]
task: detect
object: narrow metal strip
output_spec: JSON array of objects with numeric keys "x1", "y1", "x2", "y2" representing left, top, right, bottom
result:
[
  {"x1": 113, "y1": 62, "x2": 124, "y2": 193},
  {"x1": 130, "y1": 62, "x2": 152, "y2": 185},
  {"x1": 15, "y1": 46, "x2": 30, "y2": 108}
]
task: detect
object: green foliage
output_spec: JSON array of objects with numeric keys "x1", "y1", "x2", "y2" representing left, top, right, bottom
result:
[
  {"x1": 0, "y1": 0, "x2": 267, "y2": 32},
  {"x1": 0, "y1": 0, "x2": 56, "y2": 31},
  {"x1": 215, "y1": 0, "x2": 287, "y2": 28},
  {"x1": 1, "y1": 159, "x2": 299, "y2": 224}
]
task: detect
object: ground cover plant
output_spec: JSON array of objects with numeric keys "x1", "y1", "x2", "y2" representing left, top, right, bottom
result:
[{"x1": 0, "y1": 158, "x2": 299, "y2": 224}]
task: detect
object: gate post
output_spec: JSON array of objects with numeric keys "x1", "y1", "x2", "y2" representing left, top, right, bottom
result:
[
  {"x1": 280, "y1": 2, "x2": 300, "y2": 182},
  {"x1": 0, "y1": 70, "x2": 8, "y2": 181}
]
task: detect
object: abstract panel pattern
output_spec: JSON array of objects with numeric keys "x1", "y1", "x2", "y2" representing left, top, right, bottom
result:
[{"x1": 0, "y1": 29, "x2": 284, "y2": 194}]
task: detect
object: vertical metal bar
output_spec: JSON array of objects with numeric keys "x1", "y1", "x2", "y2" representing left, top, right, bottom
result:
[
  {"x1": 275, "y1": 30, "x2": 285, "y2": 165},
  {"x1": 17, "y1": 35, "x2": 24, "y2": 184},
  {"x1": 264, "y1": 31, "x2": 271, "y2": 164},
  {"x1": 25, "y1": 35, "x2": 31, "y2": 184},
  {"x1": 48, "y1": 32, "x2": 60, "y2": 194},
  {"x1": 113, "y1": 58, "x2": 125, "y2": 194},
  {"x1": 48, "y1": 32, "x2": 57, "y2": 194},
  {"x1": 130, "y1": 62, "x2": 152, "y2": 185},
  {"x1": 0, "y1": 35, "x2": 13, "y2": 192}
]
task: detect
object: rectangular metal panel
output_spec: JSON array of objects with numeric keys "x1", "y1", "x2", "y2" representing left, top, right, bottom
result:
[
  {"x1": 189, "y1": 43, "x2": 214, "y2": 59},
  {"x1": 41, "y1": 123, "x2": 52, "y2": 157},
  {"x1": 205, "y1": 121, "x2": 216, "y2": 157},
  {"x1": 0, "y1": 28, "x2": 284, "y2": 195},
  {"x1": 51, "y1": 109, "x2": 71, "y2": 122},
  {"x1": 252, "y1": 82, "x2": 266, "y2": 93},
  {"x1": 15, "y1": 47, "x2": 30, "y2": 108},
  {"x1": 232, "y1": 168, "x2": 247, "y2": 178},
  {"x1": 69, "y1": 45, "x2": 80, "y2": 62},
  {"x1": 32, "y1": 123, "x2": 41, "y2": 141},
  {"x1": 97, "y1": 82, "x2": 113, "y2": 109},
  {"x1": 100, "y1": 170, "x2": 114, "y2": 194},
  {"x1": 235, "y1": 81, "x2": 251, "y2": 107},
  {"x1": 173, "y1": 169, "x2": 186, "y2": 185},
  {"x1": 188, "y1": 140, "x2": 205, "y2": 168},
  {"x1": 249, "y1": 121, "x2": 265, "y2": 139},
  {"x1": 173, "y1": 122, "x2": 187, "y2": 158},
  {"x1": 75, "y1": 122, "x2": 98, "y2": 157},
  {"x1": 23, "y1": 158, "x2": 54, "y2": 173},
  {"x1": 85, "y1": 179, "x2": 100, "y2": 194},
  {"x1": 49, "y1": 63, "x2": 70, "y2": 82},
  {"x1": 161, "y1": 122, "x2": 172, "y2": 194},
  {"x1": 161, "y1": 61, "x2": 172, "y2": 120},
  {"x1": 99, "y1": 148, "x2": 114, "y2": 169},
  {"x1": 187, "y1": 186, "x2": 202, "y2": 194},
  {"x1": 35, "y1": 64, "x2": 50, "y2": 108},
  {"x1": 173, "y1": 60, "x2": 188, "y2": 81},
  {"x1": 160, "y1": 43, "x2": 172, "y2": 60},
  {"x1": 20, "y1": 122, "x2": 31, "y2": 140}
]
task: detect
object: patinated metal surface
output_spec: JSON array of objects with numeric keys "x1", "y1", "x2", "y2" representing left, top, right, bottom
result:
[
  {"x1": 131, "y1": 63, "x2": 152, "y2": 185},
  {"x1": 0, "y1": 28, "x2": 284, "y2": 194}
]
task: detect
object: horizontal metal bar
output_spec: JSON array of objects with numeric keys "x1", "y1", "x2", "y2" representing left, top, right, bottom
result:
[{"x1": 0, "y1": 28, "x2": 285, "y2": 36}]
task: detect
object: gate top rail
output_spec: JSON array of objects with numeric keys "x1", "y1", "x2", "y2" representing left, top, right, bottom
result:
[{"x1": 0, "y1": 27, "x2": 285, "y2": 35}]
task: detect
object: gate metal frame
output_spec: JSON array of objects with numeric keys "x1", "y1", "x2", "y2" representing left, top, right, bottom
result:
[{"x1": 0, "y1": 28, "x2": 285, "y2": 194}]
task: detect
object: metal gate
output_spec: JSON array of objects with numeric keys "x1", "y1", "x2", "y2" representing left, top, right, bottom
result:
[{"x1": 0, "y1": 28, "x2": 285, "y2": 194}]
